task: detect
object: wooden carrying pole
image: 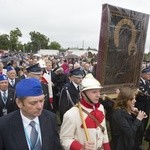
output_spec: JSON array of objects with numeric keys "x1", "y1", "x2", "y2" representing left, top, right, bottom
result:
[{"x1": 78, "y1": 102, "x2": 90, "y2": 141}]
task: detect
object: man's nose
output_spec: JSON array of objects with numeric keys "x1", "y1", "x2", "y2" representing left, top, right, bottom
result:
[
  {"x1": 97, "y1": 92, "x2": 100, "y2": 97},
  {"x1": 36, "y1": 102, "x2": 43, "y2": 108}
]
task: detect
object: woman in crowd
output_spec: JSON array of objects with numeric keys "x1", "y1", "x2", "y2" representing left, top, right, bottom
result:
[{"x1": 111, "y1": 87, "x2": 147, "y2": 150}]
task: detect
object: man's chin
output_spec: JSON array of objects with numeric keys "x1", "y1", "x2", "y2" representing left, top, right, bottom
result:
[{"x1": 35, "y1": 111, "x2": 42, "y2": 116}]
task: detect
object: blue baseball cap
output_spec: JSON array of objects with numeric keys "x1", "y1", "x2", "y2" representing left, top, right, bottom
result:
[
  {"x1": 0, "y1": 74, "x2": 8, "y2": 81},
  {"x1": 16, "y1": 78, "x2": 43, "y2": 98},
  {"x1": 7, "y1": 66, "x2": 15, "y2": 72}
]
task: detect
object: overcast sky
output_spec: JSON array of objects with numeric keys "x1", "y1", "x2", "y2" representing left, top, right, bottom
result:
[{"x1": 0, "y1": 0, "x2": 150, "y2": 52}]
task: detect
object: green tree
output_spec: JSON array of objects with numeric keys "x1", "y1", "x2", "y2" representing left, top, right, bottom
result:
[
  {"x1": 29, "y1": 31, "x2": 50, "y2": 53},
  {"x1": 17, "y1": 42, "x2": 24, "y2": 52},
  {"x1": 0, "y1": 34, "x2": 9, "y2": 50},
  {"x1": 49, "y1": 41, "x2": 61, "y2": 50},
  {"x1": 9, "y1": 28, "x2": 22, "y2": 51},
  {"x1": 24, "y1": 42, "x2": 34, "y2": 53}
]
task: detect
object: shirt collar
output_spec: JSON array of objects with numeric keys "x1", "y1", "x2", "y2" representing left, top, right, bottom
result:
[
  {"x1": 80, "y1": 97, "x2": 100, "y2": 109},
  {"x1": 140, "y1": 77, "x2": 146, "y2": 84},
  {"x1": 8, "y1": 78, "x2": 15, "y2": 82},
  {"x1": 46, "y1": 69, "x2": 51, "y2": 73},
  {"x1": 0, "y1": 90, "x2": 8, "y2": 95},
  {"x1": 20, "y1": 110, "x2": 39, "y2": 128},
  {"x1": 72, "y1": 81, "x2": 79, "y2": 90}
]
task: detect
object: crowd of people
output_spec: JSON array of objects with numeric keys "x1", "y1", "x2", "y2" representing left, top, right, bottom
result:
[{"x1": 0, "y1": 52, "x2": 149, "y2": 150}]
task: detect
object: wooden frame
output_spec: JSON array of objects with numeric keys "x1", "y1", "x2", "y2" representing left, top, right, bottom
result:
[{"x1": 96, "y1": 4, "x2": 149, "y2": 94}]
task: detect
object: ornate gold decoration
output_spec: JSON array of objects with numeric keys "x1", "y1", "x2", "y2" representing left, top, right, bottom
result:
[{"x1": 114, "y1": 18, "x2": 137, "y2": 55}]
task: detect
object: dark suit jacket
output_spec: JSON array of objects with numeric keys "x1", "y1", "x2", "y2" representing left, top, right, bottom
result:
[
  {"x1": 8, "y1": 78, "x2": 21, "y2": 89},
  {"x1": 0, "y1": 88, "x2": 17, "y2": 117},
  {"x1": 0, "y1": 109, "x2": 61, "y2": 150}
]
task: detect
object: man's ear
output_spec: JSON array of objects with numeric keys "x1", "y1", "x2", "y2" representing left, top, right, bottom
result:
[
  {"x1": 16, "y1": 99, "x2": 23, "y2": 109},
  {"x1": 81, "y1": 91, "x2": 85, "y2": 97}
]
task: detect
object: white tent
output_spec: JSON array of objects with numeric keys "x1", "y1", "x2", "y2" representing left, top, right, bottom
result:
[
  {"x1": 38, "y1": 49, "x2": 59, "y2": 56},
  {"x1": 66, "y1": 49, "x2": 98, "y2": 57}
]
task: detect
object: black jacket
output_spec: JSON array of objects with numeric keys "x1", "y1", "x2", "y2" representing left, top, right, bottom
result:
[
  {"x1": 8, "y1": 78, "x2": 21, "y2": 89},
  {"x1": 59, "y1": 82, "x2": 80, "y2": 121},
  {"x1": 111, "y1": 109, "x2": 143, "y2": 150},
  {"x1": 0, "y1": 88, "x2": 17, "y2": 117},
  {"x1": 135, "y1": 78, "x2": 150, "y2": 113}
]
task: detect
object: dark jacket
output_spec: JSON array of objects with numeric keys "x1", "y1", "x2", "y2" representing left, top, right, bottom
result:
[
  {"x1": 135, "y1": 78, "x2": 150, "y2": 130},
  {"x1": 0, "y1": 88, "x2": 17, "y2": 117},
  {"x1": 59, "y1": 82, "x2": 80, "y2": 122},
  {"x1": 8, "y1": 78, "x2": 21, "y2": 89},
  {"x1": 135, "y1": 78, "x2": 150, "y2": 113},
  {"x1": 111, "y1": 109, "x2": 143, "y2": 150},
  {"x1": 41, "y1": 83, "x2": 51, "y2": 111},
  {"x1": 0, "y1": 109, "x2": 61, "y2": 150},
  {"x1": 52, "y1": 73, "x2": 68, "y2": 111}
]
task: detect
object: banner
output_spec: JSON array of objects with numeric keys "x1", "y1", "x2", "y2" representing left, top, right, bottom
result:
[{"x1": 96, "y1": 4, "x2": 149, "y2": 93}]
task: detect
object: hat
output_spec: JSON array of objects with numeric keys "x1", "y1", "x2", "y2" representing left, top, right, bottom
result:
[
  {"x1": 7, "y1": 66, "x2": 15, "y2": 72},
  {"x1": 0, "y1": 74, "x2": 8, "y2": 81},
  {"x1": 70, "y1": 67, "x2": 83, "y2": 77},
  {"x1": 16, "y1": 78, "x2": 43, "y2": 98},
  {"x1": 142, "y1": 67, "x2": 150, "y2": 74},
  {"x1": 81, "y1": 73, "x2": 102, "y2": 91},
  {"x1": 26, "y1": 63, "x2": 42, "y2": 74}
]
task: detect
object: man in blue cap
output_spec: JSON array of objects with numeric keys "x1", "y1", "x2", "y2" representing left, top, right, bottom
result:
[
  {"x1": 0, "y1": 74, "x2": 16, "y2": 117},
  {"x1": 0, "y1": 78, "x2": 61, "y2": 150},
  {"x1": 59, "y1": 67, "x2": 83, "y2": 122},
  {"x1": 6, "y1": 66, "x2": 20, "y2": 89}
]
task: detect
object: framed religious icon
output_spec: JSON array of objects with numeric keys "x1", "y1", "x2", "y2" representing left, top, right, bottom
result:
[{"x1": 96, "y1": 4, "x2": 149, "y2": 94}]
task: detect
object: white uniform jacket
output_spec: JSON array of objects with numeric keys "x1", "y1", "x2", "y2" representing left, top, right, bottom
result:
[{"x1": 60, "y1": 97, "x2": 110, "y2": 150}]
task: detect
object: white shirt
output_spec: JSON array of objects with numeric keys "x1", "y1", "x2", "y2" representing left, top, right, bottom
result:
[
  {"x1": 46, "y1": 70, "x2": 52, "y2": 77},
  {"x1": 8, "y1": 78, "x2": 15, "y2": 86},
  {"x1": 140, "y1": 77, "x2": 146, "y2": 84},
  {"x1": 20, "y1": 110, "x2": 42, "y2": 150},
  {"x1": 72, "y1": 81, "x2": 79, "y2": 90}
]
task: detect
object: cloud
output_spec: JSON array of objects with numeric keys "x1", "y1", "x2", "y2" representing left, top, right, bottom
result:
[{"x1": 0, "y1": 0, "x2": 149, "y2": 51}]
